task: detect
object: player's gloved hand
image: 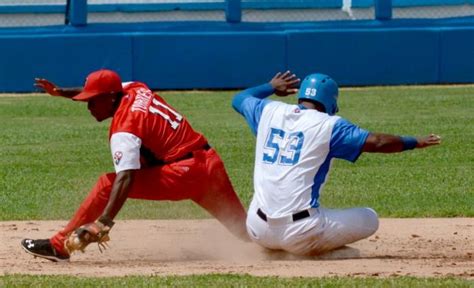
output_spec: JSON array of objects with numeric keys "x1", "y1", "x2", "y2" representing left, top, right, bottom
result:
[
  {"x1": 64, "y1": 216, "x2": 115, "y2": 254},
  {"x1": 34, "y1": 78, "x2": 62, "y2": 96},
  {"x1": 416, "y1": 134, "x2": 442, "y2": 148},
  {"x1": 270, "y1": 71, "x2": 300, "y2": 97}
]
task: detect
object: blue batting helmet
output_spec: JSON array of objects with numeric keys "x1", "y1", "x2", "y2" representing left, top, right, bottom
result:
[{"x1": 298, "y1": 73, "x2": 339, "y2": 115}]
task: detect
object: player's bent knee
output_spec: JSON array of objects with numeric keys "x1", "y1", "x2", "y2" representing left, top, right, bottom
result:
[
  {"x1": 363, "y1": 208, "x2": 379, "y2": 236},
  {"x1": 93, "y1": 173, "x2": 115, "y2": 199}
]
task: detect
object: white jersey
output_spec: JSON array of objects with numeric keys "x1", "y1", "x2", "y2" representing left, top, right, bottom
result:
[
  {"x1": 254, "y1": 101, "x2": 340, "y2": 216},
  {"x1": 232, "y1": 84, "x2": 369, "y2": 218}
]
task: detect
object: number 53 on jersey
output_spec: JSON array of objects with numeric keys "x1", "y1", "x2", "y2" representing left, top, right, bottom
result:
[{"x1": 263, "y1": 128, "x2": 305, "y2": 166}]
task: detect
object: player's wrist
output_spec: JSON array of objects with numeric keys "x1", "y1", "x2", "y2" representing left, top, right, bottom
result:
[
  {"x1": 97, "y1": 215, "x2": 115, "y2": 228},
  {"x1": 401, "y1": 136, "x2": 418, "y2": 151}
]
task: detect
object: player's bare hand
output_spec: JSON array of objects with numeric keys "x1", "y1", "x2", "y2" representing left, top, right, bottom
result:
[
  {"x1": 34, "y1": 78, "x2": 62, "y2": 96},
  {"x1": 416, "y1": 134, "x2": 441, "y2": 148},
  {"x1": 270, "y1": 71, "x2": 300, "y2": 97}
]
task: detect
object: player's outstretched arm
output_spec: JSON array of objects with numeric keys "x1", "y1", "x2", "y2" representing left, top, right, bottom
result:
[
  {"x1": 34, "y1": 78, "x2": 82, "y2": 99},
  {"x1": 362, "y1": 133, "x2": 441, "y2": 153}
]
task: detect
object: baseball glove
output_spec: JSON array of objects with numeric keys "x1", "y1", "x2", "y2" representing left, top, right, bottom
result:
[{"x1": 64, "y1": 216, "x2": 114, "y2": 254}]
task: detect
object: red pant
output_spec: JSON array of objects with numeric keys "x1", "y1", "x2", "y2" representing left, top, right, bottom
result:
[{"x1": 50, "y1": 148, "x2": 248, "y2": 255}]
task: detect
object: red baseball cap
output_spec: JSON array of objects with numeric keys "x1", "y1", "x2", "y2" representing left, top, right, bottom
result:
[{"x1": 73, "y1": 69, "x2": 123, "y2": 101}]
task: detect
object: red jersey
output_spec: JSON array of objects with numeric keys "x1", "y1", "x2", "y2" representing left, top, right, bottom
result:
[{"x1": 109, "y1": 82, "x2": 208, "y2": 168}]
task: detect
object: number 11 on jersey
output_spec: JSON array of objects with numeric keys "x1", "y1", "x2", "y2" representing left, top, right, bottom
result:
[{"x1": 149, "y1": 98, "x2": 183, "y2": 129}]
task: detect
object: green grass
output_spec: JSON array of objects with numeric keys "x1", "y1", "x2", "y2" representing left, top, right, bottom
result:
[
  {"x1": 0, "y1": 85, "x2": 473, "y2": 220},
  {"x1": 0, "y1": 274, "x2": 472, "y2": 287}
]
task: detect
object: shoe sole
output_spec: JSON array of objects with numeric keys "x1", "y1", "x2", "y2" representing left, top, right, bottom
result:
[{"x1": 20, "y1": 242, "x2": 70, "y2": 263}]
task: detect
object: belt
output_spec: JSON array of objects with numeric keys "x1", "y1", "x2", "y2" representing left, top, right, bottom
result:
[
  {"x1": 166, "y1": 143, "x2": 211, "y2": 163},
  {"x1": 257, "y1": 208, "x2": 316, "y2": 225},
  {"x1": 174, "y1": 143, "x2": 211, "y2": 162}
]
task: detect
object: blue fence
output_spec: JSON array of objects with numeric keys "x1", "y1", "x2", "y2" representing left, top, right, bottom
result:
[
  {"x1": 2, "y1": 0, "x2": 474, "y2": 25},
  {"x1": 0, "y1": 0, "x2": 472, "y2": 91},
  {"x1": 2, "y1": 0, "x2": 474, "y2": 14}
]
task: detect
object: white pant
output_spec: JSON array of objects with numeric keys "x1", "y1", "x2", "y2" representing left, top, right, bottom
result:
[{"x1": 246, "y1": 205, "x2": 379, "y2": 255}]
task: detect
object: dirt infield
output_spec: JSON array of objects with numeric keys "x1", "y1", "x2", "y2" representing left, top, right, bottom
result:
[{"x1": 1, "y1": 219, "x2": 472, "y2": 278}]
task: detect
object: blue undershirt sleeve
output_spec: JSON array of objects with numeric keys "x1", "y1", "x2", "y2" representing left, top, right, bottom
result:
[
  {"x1": 232, "y1": 83, "x2": 274, "y2": 135},
  {"x1": 329, "y1": 118, "x2": 370, "y2": 162}
]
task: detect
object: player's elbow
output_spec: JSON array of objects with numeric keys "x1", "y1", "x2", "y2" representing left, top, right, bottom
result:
[
  {"x1": 231, "y1": 92, "x2": 248, "y2": 113},
  {"x1": 231, "y1": 96, "x2": 240, "y2": 111},
  {"x1": 116, "y1": 170, "x2": 136, "y2": 186}
]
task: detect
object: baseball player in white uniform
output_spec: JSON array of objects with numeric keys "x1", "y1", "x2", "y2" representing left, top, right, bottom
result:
[{"x1": 232, "y1": 71, "x2": 441, "y2": 255}]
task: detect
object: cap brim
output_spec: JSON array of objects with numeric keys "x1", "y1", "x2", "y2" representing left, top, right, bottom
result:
[{"x1": 72, "y1": 91, "x2": 101, "y2": 102}]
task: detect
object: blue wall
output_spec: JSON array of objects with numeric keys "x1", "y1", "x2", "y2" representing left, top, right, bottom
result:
[
  {"x1": 287, "y1": 29, "x2": 441, "y2": 86},
  {"x1": 439, "y1": 27, "x2": 474, "y2": 83},
  {"x1": 0, "y1": 34, "x2": 132, "y2": 91},
  {"x1": 132, "y1": 32, "x2": 287, "y2": 89},
  {"x1": 0, "y1": 19, "x2": 473, "y2": 92}
]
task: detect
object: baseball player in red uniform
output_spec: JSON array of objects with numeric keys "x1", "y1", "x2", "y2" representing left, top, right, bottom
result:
[{"x1": 21, "y1": 69, "x2": 248, "y2": 262}]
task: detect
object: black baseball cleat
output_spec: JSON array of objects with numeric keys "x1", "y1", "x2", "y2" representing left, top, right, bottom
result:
[{"x1": 21, "y1": 239, "x2": 70, "y2": 262}]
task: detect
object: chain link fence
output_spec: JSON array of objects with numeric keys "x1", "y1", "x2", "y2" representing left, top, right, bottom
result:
[
  {"x1": 241, "y1": 8, "x2": 374, "y2": 22},
  {"x1": 392, "y1": 2, "x2": 474, "y2": 19},
  {"x1": 241, "y1": 0, "x2": 373, "y2": 22},
  {"x1": 87, "y1": 0, "x2": 225, "y2": 23},
  {"x1": 0, "y1": 1, "x2": 472, "y2": 27},
  {"x1": 0, "y1": 1, "x2": 66, "y2": 27}
]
